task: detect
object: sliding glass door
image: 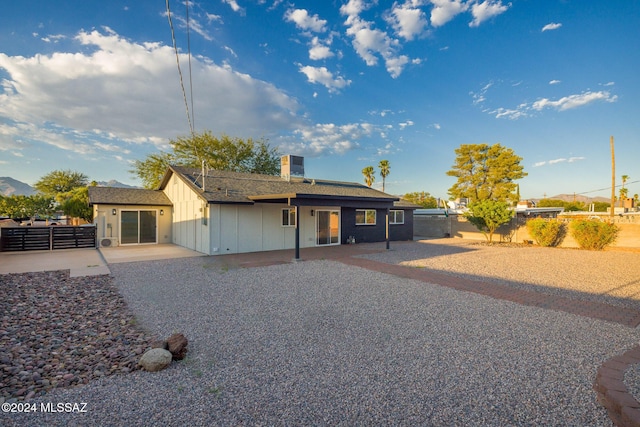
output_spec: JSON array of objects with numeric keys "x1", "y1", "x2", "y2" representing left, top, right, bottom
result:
[
  {"x1": 121, "y1": 210, "x2": 157, "y2": 244},
  {"x1": 316, "y1": 210, "x2": 340, "y2": 245}
]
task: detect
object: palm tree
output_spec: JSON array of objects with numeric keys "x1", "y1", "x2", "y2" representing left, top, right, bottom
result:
[
  {"x1": 378, "y1": 160, "x2": 390, "y2": 192},
  {"x1": 620, "y1": 174, "x2": 630, "y2": 206},
  {"x1": 362, "y1": 166, "x2": 375, "y2": 187}
]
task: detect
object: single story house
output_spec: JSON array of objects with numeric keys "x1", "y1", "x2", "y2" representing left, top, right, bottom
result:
[{"x1": 88, "y1": 156, "x2": 417, "y2": 256}]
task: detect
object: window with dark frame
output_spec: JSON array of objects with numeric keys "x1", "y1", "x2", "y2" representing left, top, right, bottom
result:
[
  {"x1": 355, "y1": 209, "x2": 376, "y2": 225},
  {"x1": 282, "y1": 208, "x2": 296, "y2": 227}
]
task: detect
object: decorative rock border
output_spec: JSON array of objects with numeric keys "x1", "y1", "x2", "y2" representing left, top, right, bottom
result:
[{"x1": 595, "y1": 346, "x2": 640, "y2": 426}]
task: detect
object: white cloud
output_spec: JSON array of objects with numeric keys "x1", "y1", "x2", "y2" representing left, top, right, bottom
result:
[
  {"x1": 469, "y1": 0, "x2": 510, "y2": 27},
  {"x1": 171, "y1": 13, "x2": 213, "y2": 41},
  {"x1": 430, "y1": 0, "x2": 468, "y2": 27},
  {"x1": 340, "y1": 2, "x2": 413, "y2": 78},
  {"x1": 532, "y1": 91, "x2": 617, "y2": 111},
  {"x1": 548, "y1": 158, "x2": 566, "y2": 164},
  {"x1": 340, "y1": 0, "x2": 370, "y2": 20},
  {"x1": 308, "y1": 37, "x2": 334, "y2": 60},
  {"x1": 542, "y1": 22, "x2": 562, "y2": 32},
  {"x1": 603, "y1": 81, "x2": 615, "y2": 86},
  {"x1": 534, "y1": 156, "x2": 585, "y2": 167},
  {"x1": 433, "y1": 123, "x2": 441, "y2": 129},
  {"x1": 475, "y1": 81, "x2": 618, "y2": 119},
  {"x1": 285, "y1": 9, "x2": 328, "y2": 33},
  {"x1": 222, "y1": 0, "x2": 244, "y2": 14},
  {"x1": 387, "y1": 2, "x2": 429, "y2": 40},
  {"x1": 0, "y1": 28, "x2": 302, "y2": 154},
  {"x1": 298, "y1": 65, "x2": 351, "y2": 93},
  {"x1": 284, "y1": 122, "x2": 374, "y2": 155},
  {"x1": 41, "y1": 34, "x2": 66, "y2": 43},
  {"x1": 399, "y1": 120, "x2": 414, "y2": 129},
  {"x1": 549, "y1": 80, "x2": 561, "y2": 85}
]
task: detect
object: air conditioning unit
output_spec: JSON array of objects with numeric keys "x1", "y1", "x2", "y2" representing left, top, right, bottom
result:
[{"x1": 99, "y1": 237, "x2": 118, "y2": 248}]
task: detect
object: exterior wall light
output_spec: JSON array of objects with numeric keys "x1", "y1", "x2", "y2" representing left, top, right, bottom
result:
[
  {"x1": 160, "y1": 209, "x2": 164, "y2": 215},
  {"x1": 112, "y1": 209, "x2": 117, "y2": 215}
]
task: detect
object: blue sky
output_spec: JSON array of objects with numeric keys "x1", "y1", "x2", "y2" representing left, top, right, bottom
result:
[{"x1": 0, "y1": 1, "x2": 638, "y2": 200}]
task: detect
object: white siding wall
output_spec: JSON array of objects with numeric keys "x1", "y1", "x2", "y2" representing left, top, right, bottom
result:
[
  {"x1": 208, "y1": 204, "x2": 329, "y2": 255},
  {"x1": 92, "y1": 204, "x2": 172, "y2": 246},
  {"x1": 162, "y1": 175, "x2": 209, "y2": 254}
]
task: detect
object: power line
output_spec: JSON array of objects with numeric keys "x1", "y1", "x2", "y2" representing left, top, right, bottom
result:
[
  {"x1": 576, "y1": 179, "x2": 640, "y2": 196},
  {"x1": 166, "y1": 0, "x2": 193, "y2": 135},
  {"x1": 185, "y1": 0, "x2": 195, "y2": 131}
]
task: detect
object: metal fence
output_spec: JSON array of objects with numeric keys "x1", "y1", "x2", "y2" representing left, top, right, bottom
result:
[{"x1": 0, "y1": 225, "x2": 96, "y2": 252}]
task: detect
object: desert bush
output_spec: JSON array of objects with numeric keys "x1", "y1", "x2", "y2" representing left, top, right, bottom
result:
[
  {"x1": 569, "y1": 220, "x2": 618, "y2": 250},
  {"x1": 526, "y1": 218, "x2": 565, "y2": 247}
]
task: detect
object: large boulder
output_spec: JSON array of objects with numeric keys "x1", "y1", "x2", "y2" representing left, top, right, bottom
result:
[
  {"x1": 167, "y1": 333, "x2": 188, "y2": 360},
  {"x1": 138, "y1": 348, "x2": 172, "y2": 372}
]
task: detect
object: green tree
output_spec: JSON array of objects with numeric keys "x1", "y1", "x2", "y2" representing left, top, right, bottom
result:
[
  {"x1": 537, "y1": 199, "x2": 587, "y2": 212},
  {"x1": 401, "y1": 192, "x2": 438, "y2": 208},
  {"x1": 131, "y1": 152, "x2": 175, "y2": 190},
  {"x1": 60, "y1": 186, "x2": 93, "y2": 222},
  {"x1": 0, "y1": 194, "x2": 56, "y2": 222},
  {"x1": 378, "y1": 160, "x2": 390, "y2": 192},
  {"x1": 0, "y1": 195, "x2": 27, "y2": 218},
  {"x1": 447, "y1": 143, "x2": 527, "y2": 203},
  {"x1": 34, "y1": 170, "x2": 88, "y2": 202},
  {"x1": 131, "y1": 131, "x2": 280, "y2": 189},
  {"x1": 465, "y1": 199, "x2": 513, "y2": 243},
  {"x1": 592, "y1": 201, "x2": 611, "y2": 212},
  {"x1": 362, "y1": 166, "x2": 375, "y2": 187}
]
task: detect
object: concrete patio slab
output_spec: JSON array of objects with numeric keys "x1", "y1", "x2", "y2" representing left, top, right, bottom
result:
[
  {"x1": 98, "y1": 243, "x2": 204, "y2": 264},
  {"x1": 0, "y1": 248, "x2": 110, "y2": 277}
]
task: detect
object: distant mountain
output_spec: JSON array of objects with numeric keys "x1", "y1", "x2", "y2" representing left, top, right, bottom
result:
[
  {"x1": 0, "y1": 177, "x2": 139, "y2": 197},
  {"x1": 96, "y1": 180, "x2": 139, "y2": 189},
  {"x1": 0, "y1": 177, "x2": 36, "y2": 196},
  {"x1": 535, "y1": 194, "x2": 611, "y2": 204}
]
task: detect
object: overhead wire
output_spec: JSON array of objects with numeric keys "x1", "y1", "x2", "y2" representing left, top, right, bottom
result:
[
  {"x1": 165, "y1": 0, "x2": 194, "y2": 136},
  {"x1": 185, "y1": 0, "x2": 195, "y2": 131}
]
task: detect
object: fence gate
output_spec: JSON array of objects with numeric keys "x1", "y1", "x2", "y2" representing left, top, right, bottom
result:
[{"x1": 0, "y1": 226, "x2": 96, "y2": 252}]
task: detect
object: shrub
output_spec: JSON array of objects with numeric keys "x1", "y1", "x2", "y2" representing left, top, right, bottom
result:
[
  {"x1": 569, "y1": 220, "x2": 618, "y2": 250},
  {"x1": 526, "y1": 218, "x2": 565, "y2": 247},
  {"x1": 465, "y1": 200, "x2": 513, "y2": 243}
]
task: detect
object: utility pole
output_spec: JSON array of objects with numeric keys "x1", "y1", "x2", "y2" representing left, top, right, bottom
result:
[{"x1": 610, "y1": 136, "x2": 615, "y2": 219}]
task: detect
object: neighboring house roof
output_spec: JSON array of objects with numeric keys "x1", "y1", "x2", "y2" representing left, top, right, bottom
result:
[
  {"x1": 159, "y1": 165, "x2": 400, "y2": 205},
  {"x1": 0, "y1": 218, "x2": 20, "y2": 227},
  {"x1": 392, "y1": 200, "x2": 421, "y2": 210},
  {"x1": 88, "y1": 186, "x2": 173, "y2": 206}
]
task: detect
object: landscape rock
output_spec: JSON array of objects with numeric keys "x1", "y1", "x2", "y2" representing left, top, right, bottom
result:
[
  {"x1": 150, "y1": 340, "x2": 169, "y2": 350},
  {"x1": 166, "y1": 333, "x2": 188, "y2": 360},
  {"x1": 138, "y1": 348, "x2": 172, "y2": 372},
  {"x1": 0, "y1": 270, "x2": 157, "y2": 402}
]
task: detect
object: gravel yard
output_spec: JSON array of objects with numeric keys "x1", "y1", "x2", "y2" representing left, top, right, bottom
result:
[{"x1": 3, "y1": 240, "x2": 640, "y2": 426}]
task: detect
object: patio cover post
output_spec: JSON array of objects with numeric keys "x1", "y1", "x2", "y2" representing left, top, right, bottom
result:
[
  {"x1": 385, "y1": 208, "x2": 390, "y2": 250},
  {"x1": 294, "y1": 205, "x2": 300, "y2": 260}
]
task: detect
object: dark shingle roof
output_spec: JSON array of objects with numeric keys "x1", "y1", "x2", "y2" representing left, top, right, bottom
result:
[
  {"x1": 88, "y1": 186, "x2": 172, "y2": 206},
  {"x1": 161, "y1": 166, "x2": 399, "y2": 204}
]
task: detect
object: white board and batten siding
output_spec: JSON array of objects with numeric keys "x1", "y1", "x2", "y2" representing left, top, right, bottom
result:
[
  {"x1": 163, "y1": 174, "x2": 210, "y2": 254},
  {"x1": 164, "y1": 172, "x2": 340, "y2": 255},
  {"x1": 210, "y1": 204, "x2": 332, "y2": 255}
]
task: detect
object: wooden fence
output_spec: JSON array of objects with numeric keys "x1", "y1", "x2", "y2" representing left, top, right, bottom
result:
[{"x1": 0, "y1": 225, "x2": 96, "y2": 252}]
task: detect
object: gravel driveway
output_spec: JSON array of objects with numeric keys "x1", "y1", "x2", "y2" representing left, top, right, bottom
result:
[{"x1": 5, "y1": 240, "x2": 640, "y2": 426}]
